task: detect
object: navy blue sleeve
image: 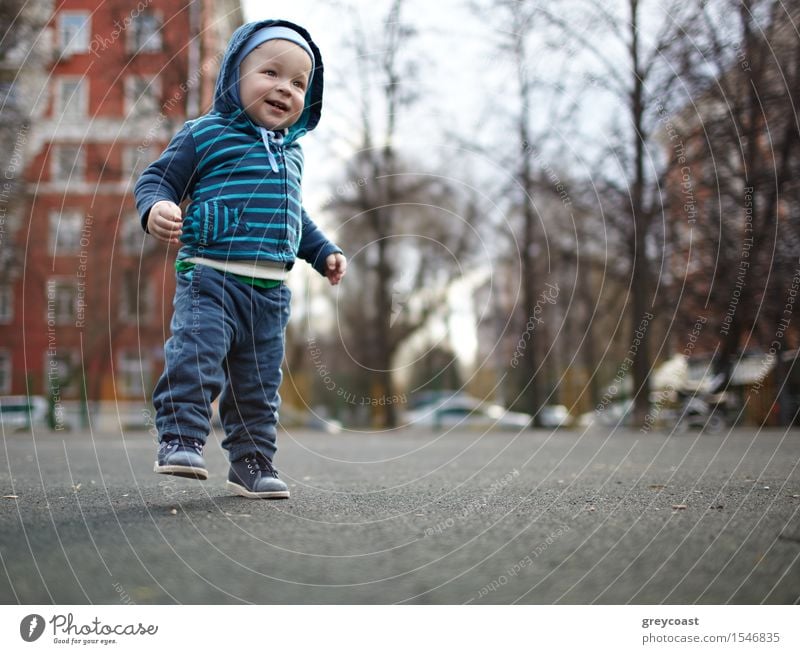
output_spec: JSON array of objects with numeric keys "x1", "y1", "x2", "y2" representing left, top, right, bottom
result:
[
  {"x1": 133, "y1": 123, "x2": 198, "y2": 232},
  {"x1": 296, "y1": 207, "x2": 343, "y2": 276}
]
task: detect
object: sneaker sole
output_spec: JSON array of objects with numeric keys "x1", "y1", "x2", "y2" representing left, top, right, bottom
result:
[
  {"x1": 226, "y1": 480, "x2": 290, "y2": 499},
  {"x1": 153, "y1": 462, "x2": 209, "y2": 480}
]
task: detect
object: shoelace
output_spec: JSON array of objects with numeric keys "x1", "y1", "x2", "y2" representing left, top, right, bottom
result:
[
  {"x1": 245, "y1": 453, "x2": 279, "y2": 478},
  {"x1": 164, "y1": 438, "x2": 203, "y2": 454}
]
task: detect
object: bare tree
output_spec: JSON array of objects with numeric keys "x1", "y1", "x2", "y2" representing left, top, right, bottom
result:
[
  {"x1": 324, "y1": 0, "x2": 480, "y2": 427},
  {"x1": 508, "y1": 1, "x2": 545, "y2": 417},
  {"x1": 528, "y1": 0, "x2": 696, "y2": 423},
  {"x1": 463, "y1": 0, "x2": 573, "y2": 419}
]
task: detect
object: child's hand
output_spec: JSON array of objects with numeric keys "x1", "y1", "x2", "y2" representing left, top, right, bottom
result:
[
  {"x1": 147, "y1": 200, "x2": 183, "y2": 244},
  {"x1": 325, "y1": 253, "x2": 347, "y2": 285}
]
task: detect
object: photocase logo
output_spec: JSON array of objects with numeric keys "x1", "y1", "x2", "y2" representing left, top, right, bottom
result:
[{"x1": 20, "y1": 614, "x2": 45, "y2": 642}]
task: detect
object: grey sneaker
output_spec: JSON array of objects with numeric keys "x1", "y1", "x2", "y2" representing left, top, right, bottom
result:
[
  {"x1": 227, "y1": 453, "x2": 290, "y2": 499},
  {"x1": 153, "y1": 436, "x2": 208, "y2": 480}
]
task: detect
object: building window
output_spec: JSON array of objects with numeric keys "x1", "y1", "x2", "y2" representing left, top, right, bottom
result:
[
  {"x1": 51, "y1": 145, "x2": 85, "y2": 182},
  {"x1": 120, "y1": 269, "x2": 151, "y2": 321},
  {"x1": 118, "y1": 351, "x2": 151, "y2": 397},
  {"x1": 128, "y1": 12, "x2": 162, "y2": 53},
  {"x1": 58, "y1": 12, "x2": 91, "y2": 56},
  {"x1": 49, "y1": 210, "x2": 84, "y2": 256},
  {"x1": 122, "y1": 145, "x2": 156, "y2": 183},
  {"x1": 125, "y1": 76, "x2": 161, "y2": 118},
  {"x1": 46, "y1": 278, "x2": 77, "y2": 325},
  {"x1": 55, "y1": 77, "x2": 88, "y2": 119},
  {"x1": 0, "y1": 286, "x2": 12, "y2": 324},
  {"x1": 120, "y1": 215, "x2": 152, "y2": 255},
  {"x1": 0, "y1": 350, "x2": 10, "y2": 394}
]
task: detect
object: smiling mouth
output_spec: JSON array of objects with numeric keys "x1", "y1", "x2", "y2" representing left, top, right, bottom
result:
[{"x1": 267, "y1": 99, "x2": 289, "y2": 111}]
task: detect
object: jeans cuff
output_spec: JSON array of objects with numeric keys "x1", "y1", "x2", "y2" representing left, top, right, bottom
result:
[
  {"x1": 227, "y1": 442, "x2": 277, "y2": 463},
  {"x1": 157, "y1": 427, "x2": 209, "y2": 444}
]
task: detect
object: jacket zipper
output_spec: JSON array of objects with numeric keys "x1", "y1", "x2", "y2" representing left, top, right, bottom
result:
[{"x1": 278, "y1": 145, "x2": 289, "y2": 255}]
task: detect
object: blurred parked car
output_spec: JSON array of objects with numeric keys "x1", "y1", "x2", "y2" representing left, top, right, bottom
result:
[
  {"x1": 278, "y1": 405, "x2": 343, "y2": 434},
  {"x1": 406, "y1": 390, "x2": 468, "y2": 411},
  {"x1": 405, "y1": 395, "x2": 533, "y2": 430},
  {"x1": 0, "y1": 396, "x2": 47, "y2": 431},
  {"x1": 538, "y1": 404, "x2": 572, "y2": 428},
  {"x1": 577, "y1": 399, "x2": 634, "y2": 428}
]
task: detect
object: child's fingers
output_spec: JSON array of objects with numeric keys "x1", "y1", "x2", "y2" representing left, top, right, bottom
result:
[
  {"x1": 165, "y1": 207, "x2": 182, "y2": 244},
  {"x1": 331, "y1": 257, "x2": 346, "y2": 280},
  {"x1": 327, "y1": 265, "x2": 345, "y2": 285},
  {"x1": 164, "y1": 214, "x2": 183, "y2": 232},
  {"x1": 151, "y1": 213, "x2": 182, "y2": 243},
  {"x1": 150, "y1": 202, "x2": 182, "y2": 233},
  {"x1": 327, "y1": 254, "x2": 347, "y2": 274}
]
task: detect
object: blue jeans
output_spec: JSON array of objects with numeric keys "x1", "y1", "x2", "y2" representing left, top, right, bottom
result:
[{"x1": 152, "y1": 265, "x2": 290, "y2": 462}]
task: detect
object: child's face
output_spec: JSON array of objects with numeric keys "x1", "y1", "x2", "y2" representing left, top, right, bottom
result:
[{"x1": 238, "y1": 39, "x2": 312, "y2": 130}]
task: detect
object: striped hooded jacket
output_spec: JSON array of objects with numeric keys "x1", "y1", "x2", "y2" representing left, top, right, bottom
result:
[{"x1": 134, "y1": 19, "x2": 341, "y2": 277}]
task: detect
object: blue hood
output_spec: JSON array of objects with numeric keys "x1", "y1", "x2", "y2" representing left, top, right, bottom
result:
[{"x1": 213, "y1": 19, "x2": 324, "y2": 142}]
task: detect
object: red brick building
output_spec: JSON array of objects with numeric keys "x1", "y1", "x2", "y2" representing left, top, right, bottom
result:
[
  {"x1": 661, "y1": 10, "x2": 800, "y2": 425},
  {"x1": 0, "y1": 0, "x2": 242, "y2": 427}
]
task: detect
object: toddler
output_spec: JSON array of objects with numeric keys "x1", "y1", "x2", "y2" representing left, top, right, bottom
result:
[{"x1": 134, "y1": 19, "x2": 345, "y2": 499}]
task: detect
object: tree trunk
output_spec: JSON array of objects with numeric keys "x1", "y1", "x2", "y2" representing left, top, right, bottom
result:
[{"x1": 628, "y1": 0, "x2": 652, "y2": 424}]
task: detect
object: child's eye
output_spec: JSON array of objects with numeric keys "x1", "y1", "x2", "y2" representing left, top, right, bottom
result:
[
  {"x1": 264, "y1": 69, "x2": 276, "y2": 77},
  {"x1": 293, "y1": 80, "x2": 305, "y2": 89}
]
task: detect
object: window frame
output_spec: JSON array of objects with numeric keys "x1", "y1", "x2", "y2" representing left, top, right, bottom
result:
[
  {"x1": 58, "y1": 11, "x2": 91, "y2": 56},
  {"x1": 122, "y1": 144, "x2": 157, "y2": 183},
  {"x1": 117, "y1": 350, "x2": 152, "y2": 397},
  {"x1": 55, "y1": 76, "x2": 89, "y2": 119},
  {"x1": 49, "y1": 209, "x2": 84, "y2": 256},
  {"x1": 0, "y1": 285, "x2": 12, "y2": 324},
  {"x1": 124, "y1": 75, "x2": 162, "y2": 118},
  {"x1": 119, "y1": 268, "x2": 152, "y2": 322},
  {"x1": 45, "y1": 277, "x2": 79, "y2": 325},
  {"x1": 0, "y1": 349, "x2": 11, "y2": 394},
  {"x1": 51, "y1": 144, "x2": 86, "y2": 182},
  {"x1": 127, "y1": 11, "x2": 163, "y2": 54},
  {"x1": 120, "y1": 212, "x2": 152, "y2": 256}
]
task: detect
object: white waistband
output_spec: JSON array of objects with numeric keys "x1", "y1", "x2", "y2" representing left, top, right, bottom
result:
[{"x1": 185, "y1": 257, "x2": 289, "y2": 281}]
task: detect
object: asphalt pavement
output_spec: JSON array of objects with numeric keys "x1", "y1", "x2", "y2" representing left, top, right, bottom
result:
[{"x1": 1, "y1": 425, "x2": 798, "y2": 604}]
